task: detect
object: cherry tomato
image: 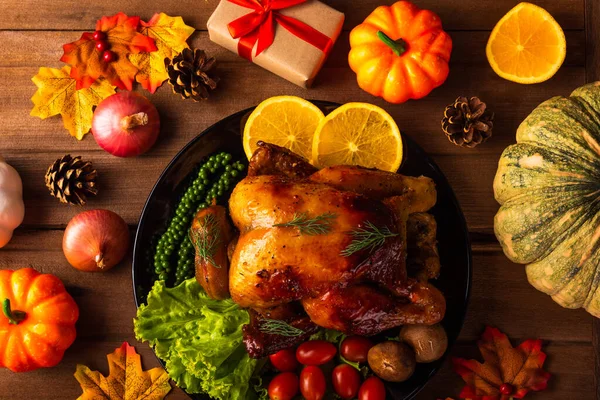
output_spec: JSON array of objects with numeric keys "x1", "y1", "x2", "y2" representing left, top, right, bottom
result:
[
  {"x1": 269, "y1": 348, "x2": 299, "y2": 372},
  {"x1": 296, "y1": 340, "x2": 337, "y2": 366},
  {"x1": 332, "y1": 364, "x2": 361, "y2": 399},
  {"x1": 268, "y1": 372, "x2": 299, "y2": 400},
  {"x1": 359, "y1": 376, "x2": 386, "y2": 400},
  {"x1": 341, "y1": 336, "x2": 374, "y2": 363},
  {"x1": 299, "y1": 366, "x2": 327, "y2": 400}
]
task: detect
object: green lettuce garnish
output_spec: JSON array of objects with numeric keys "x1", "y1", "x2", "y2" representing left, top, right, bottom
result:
[
  {"x1": 309, "y1": 328, "x2": 345, "y2": 343},
  {"x1": 134, "y1": 278, "x2": 257, "y2": 399}
]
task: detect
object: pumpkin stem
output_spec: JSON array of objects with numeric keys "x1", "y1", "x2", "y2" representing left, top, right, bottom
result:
[
  {"x1": 377, "y1": 31, "x2": 408, "y2": 56},
  {"x1": 2, "y1": 299, "x2": 26, "y2": 325}
]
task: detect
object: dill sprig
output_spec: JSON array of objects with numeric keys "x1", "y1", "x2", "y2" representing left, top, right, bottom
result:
[
  {"x1": 259, "y1": 319, "x2": 305, "y2": 337},
  {"x1": 340, "y1": 221, "x2": 399, "y2": 257},
  {"x1": 189, "y1": 213, "x2": 221, "y2": 268},
  {"x1": 274, "y1": 212, "x2": 337, "y2": 235}
]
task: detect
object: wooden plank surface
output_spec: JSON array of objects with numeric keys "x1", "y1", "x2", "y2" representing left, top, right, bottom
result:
[
  {"x1": 0, "y1": 0, "x2": 585, "y2": 31},
  {"x1": 0, "y1": 231, "x2": 593, "y2": 399},
  {"x1": 0, "y1": 0, "x2": 596, "y2": 398}
]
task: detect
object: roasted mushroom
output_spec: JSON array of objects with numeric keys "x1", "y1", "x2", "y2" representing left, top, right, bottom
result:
[
  {"x1": 367, "y1": 341, "x2": 416, "y2": 382},
  {"x1": 400, "y1": 323, "x2": 448, "y2": 363}
]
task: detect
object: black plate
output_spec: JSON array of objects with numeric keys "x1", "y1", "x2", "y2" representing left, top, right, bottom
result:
[{"x1": 132, "y1": 101, "x2": 472, "y2": 400}]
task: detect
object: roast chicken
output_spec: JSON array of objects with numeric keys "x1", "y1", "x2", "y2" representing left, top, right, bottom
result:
[{"x1": 191, "y1": 142, "x2": 445, "y2": 358}]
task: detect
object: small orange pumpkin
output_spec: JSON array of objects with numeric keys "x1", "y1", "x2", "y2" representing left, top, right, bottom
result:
[
  {"x1": 0, "y1": 268, "x2": 79, "y2": 372},
  {"x1": 349, "y1": 1, "x2": 452, "y2": 104}
]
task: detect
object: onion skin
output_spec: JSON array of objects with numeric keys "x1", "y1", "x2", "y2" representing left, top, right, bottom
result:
[
  {"x1": 92, "y1": 92, "x2": 160, "y2": 157},
  {"x1": 63, "y1": 209, "x2": 130, "y2": 272}
]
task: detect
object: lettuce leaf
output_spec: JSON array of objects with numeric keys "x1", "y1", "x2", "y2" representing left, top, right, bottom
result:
[
  {"x1": 309, "y1": 329, "x2": 345, "y2": 343},
  {"x1": 134, "y1": 278, "x2": 258, "y2": 399}
]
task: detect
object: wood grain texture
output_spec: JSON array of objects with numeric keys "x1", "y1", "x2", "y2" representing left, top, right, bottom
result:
[
  {"x1": 0, "y1": 231, "x2": 593, "y2": 399},
  {"x1": 0, "y1": 0, "x2": 585, "y2": 31}
]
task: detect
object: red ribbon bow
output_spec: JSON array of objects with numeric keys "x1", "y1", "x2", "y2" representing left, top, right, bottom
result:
[{"x1": 227, "y1": 0, "x2": 333, "y2": 61}]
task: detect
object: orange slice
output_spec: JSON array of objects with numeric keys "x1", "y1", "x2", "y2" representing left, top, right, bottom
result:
[
  {"x1": 486, "y1": 2, "x2": 566, "y2": 84},
  {"x1": 312, "y1": 103, "x2": 403, "y2": 172},
  {"x1": 243, "y1": 96, "x2": 324, "y2": 161}
]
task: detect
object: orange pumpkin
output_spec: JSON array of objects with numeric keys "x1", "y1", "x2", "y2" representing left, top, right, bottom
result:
[
  {"x1": 0, "y1": 268, "x2": 79, "y2": 372},
  {"x1": 348, "y1": 1, "x2": 452, "y2": 104}
]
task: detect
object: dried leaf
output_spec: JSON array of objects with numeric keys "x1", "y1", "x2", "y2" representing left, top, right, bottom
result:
[
  {"x1": 452, "y1": 326, "x2": 550, "y2": 400},
  {"x1": 61, "y1": 12, "x2": 157, "y2": 90},
  {"x1": 30, "y1": 66, "x2": 116, "y2": 140},
  {"x1": 129, "y1": 13, "x2": 195, "y2": 93},
  {"x1": 75, "y1": 342, "x2": 171, "y2": 400}
]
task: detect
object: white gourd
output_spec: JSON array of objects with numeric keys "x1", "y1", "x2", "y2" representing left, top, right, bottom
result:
[{"x1": 0, "y1": 157, "x2": 24, "y2": 247}]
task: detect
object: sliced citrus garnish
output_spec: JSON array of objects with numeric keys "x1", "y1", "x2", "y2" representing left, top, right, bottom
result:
[
  {"x1": 486, "y1": 2, "x2": 566, "y2": 84},
  {"x1": 312, "y1": 103, "x2": 403, "y2": 172},
  {"x1": 243, "y1": 96, "x2": 324, "y2": 161}
]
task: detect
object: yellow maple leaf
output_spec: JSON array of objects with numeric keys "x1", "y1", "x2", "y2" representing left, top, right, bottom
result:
[
  {"x1": 129, "y1": 13, "x2": 195, "y2": 93},
  {"x1": 30, "y1": 66, "x2": 116, "y2": 140},
  {"x1": 74, "y1": 342, "x2": 171, "y2": 400}
]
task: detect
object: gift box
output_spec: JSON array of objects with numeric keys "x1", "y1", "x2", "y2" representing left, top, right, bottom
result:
[{"x1": 207, "y1": 0, "x2": 344, "y2": 88}]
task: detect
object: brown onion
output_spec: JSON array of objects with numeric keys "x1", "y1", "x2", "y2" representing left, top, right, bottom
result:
[
  {"x1": 63, "y1": 209, "x2": 129, "y2": 272},
  {"x1": 92, "y1": 92, "x2": 160, "y2": 157}
]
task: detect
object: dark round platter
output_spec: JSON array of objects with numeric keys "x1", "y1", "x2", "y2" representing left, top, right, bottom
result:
[{"x1": 132, "y1": 101, "x2": 472, "y2": 400}]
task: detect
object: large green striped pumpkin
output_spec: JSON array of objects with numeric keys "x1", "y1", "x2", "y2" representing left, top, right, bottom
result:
[{"x1": 494, "y1": 82, "x2": 600, "y2": 317}]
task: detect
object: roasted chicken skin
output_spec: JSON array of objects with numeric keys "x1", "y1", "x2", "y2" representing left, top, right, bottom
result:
[
  {"x1": 190, "y1": 205, "x2": 235, "y2": 300},
  {"x1": 228, "y1": 175, "x2": 405, "y2": 309},
  {"x1": 229, "y1": 142, "x2": 445, "y2": 357}
]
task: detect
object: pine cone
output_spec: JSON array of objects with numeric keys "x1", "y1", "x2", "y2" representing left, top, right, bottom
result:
[
  {"x1": 442, "y1": 96, "x2": 494, "y2": 148},
  {"x1": 45, "y1": 155, "x2": 98, "y2": 206},
  {"x1": 165, "y1": 48, "x2": 219, "y2": 101}
]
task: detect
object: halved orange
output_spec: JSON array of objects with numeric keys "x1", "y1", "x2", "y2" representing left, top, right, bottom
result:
[
  {"x1": 312, "y1": 103, "x2": 403, "y2": 172},
  {"x1": 486, "y1": 2, "x2": 566, "y2": 84},
  {"x1": 243, "y1": 96, "x2": 324, "y2": 161}
]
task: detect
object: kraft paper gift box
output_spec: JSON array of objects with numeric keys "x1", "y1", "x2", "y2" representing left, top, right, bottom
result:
[{"x1": 207, "y1": 0, "x2": 345, "y2": 88}]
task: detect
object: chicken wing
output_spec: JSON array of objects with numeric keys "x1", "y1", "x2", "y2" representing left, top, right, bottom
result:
[
  {"x1": 248, "y1": 141, "x2": 317, "y2": 179},
  {"x1": 309, "y1": 165, "x2": 436, "y2": 213}
]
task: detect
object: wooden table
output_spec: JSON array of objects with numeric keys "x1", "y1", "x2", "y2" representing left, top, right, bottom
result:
[{"x1": 0, "y1": 0, "x2": 598, "y2": 399}]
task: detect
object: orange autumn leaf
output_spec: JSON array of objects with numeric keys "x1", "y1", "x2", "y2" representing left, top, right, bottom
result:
[
  {"x1": 452, "y1": 327, "x2": 550, "y2": 400},
  {"x1": 129, "y1": 13, "x2": 195, "y2": 93},
  {"x1": 61, "y1": 12, "x2": 157, "y2": 90},
  {"x1": 74, "y1": 342, "x2": 171, "y2": 400}
]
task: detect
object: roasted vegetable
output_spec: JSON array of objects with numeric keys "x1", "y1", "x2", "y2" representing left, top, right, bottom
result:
[
  {"x1": 367, "y1": 341, "x2": 416, "y2": 382},
  {"x1": 400, "y1": 323, "x2": 447, "y2": 363}
]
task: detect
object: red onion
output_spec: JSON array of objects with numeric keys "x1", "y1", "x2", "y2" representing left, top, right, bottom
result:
[
  {"x1": 92, "y1": 92, "x2": 160, "y2": 157},
  {"x1": 63, "y1": 209, "x2": 129, "y2": 272}
]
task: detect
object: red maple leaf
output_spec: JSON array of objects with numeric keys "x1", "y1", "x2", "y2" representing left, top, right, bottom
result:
[
  {"x1": 61, "y1": 12, "x2": 157, "y2": 90},
  {"x1": 452, "y1": 327, "x2": 550, "y2": 400}
]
